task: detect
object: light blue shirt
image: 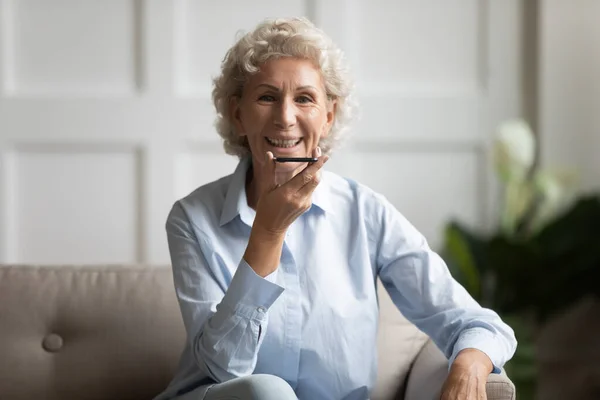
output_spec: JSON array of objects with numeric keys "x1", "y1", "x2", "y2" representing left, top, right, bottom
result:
[{"x1": 156, "y1": 156, "x2": 517, "y2": 400}]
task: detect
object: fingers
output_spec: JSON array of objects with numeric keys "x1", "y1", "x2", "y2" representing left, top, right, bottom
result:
[
  {"x1": 479, "y1": 382, "x2": 487, "y2": 400},
  {"x1": 313, "y1": 146, "x2": 321, "y2": 159},
  {"x1": 261, "y1": 151, "x2": 278, "y2": 190},
  {"x1": 295, "y1": 154, "x2": 329, "y2": 196}
]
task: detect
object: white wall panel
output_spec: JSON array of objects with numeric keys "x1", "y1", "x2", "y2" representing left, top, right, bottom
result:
[
  {"x1": 0, "y1": 0, "x2": 14, "y2": 94},
  {"x1": 12, "y1": 145, "x2": 140, "y2": 264},
  {"x1": 321, "y1": 0, "x2": 488, "y2": 146},
  {"x1": 356, "y1": 0, "x2": 482, "y2": 92},
  {"x1": 174, "y1": 0, "x2": 308, "y2": 96},
  {"x1": 355, "y1": 97, "x2": 481, "y2": 142},
  {"x1": 8, "y1": 0, "x2": 139, "y2": 96},
  {"x1": 540, "y1": 0, "x2": 600, "y2": 192},
  {"x1": 174, "y1": 147, "x2": 240, "y2": 201},
  {"x1": 0, "y1": 149, "x2": 16, "y2": 261}
]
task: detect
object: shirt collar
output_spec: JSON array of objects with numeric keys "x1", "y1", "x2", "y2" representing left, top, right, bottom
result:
[
  {"x1": 219, "y1": 156, "x2": 333, "y2": 227},
  {"x1": 311, "y1": 171, "x2": 333, "y2": 214},
  {"x1": 219, "y1": 156, "x2": 253, "y2": 227}
]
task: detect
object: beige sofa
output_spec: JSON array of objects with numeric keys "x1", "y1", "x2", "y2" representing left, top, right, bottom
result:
[{"x1": 0, "y1": 265, "x2": 515, "y2": 400}]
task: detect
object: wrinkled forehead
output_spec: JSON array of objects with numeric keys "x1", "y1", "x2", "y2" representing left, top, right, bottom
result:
[{"x1": 243, "y1": 57, "x2": 327, "y2": 94}]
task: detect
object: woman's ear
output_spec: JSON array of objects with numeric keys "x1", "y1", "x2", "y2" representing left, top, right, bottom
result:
[
  {"x1": 230, "y1": 96, "x2": 245, "y2": 136},
  {"x1": 322, "y1": 99, "x2": 337, "y2": 138}
]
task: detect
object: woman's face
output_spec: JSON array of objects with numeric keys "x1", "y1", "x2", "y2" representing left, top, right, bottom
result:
[{"x1": 231, "y1": 57, "x2": 336, "y2": 175}]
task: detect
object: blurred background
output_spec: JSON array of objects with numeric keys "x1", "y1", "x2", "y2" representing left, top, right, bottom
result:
[{"x1": 0, "y1": 0, "x2": 598, "y2": 399}]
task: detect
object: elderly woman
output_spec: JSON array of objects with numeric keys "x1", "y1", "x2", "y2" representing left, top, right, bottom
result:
[{"x1": 155, "y1": 17, "x2": 516, "y2": 400}]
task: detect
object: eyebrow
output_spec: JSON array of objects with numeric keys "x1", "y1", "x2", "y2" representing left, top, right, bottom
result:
[{"x1": 255, "y1": 84, "x2": 319, "y2": 91}]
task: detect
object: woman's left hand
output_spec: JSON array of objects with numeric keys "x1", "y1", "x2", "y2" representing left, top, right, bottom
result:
[{"x1": 440, "y1": 349, "x2": 492, "y2": 400}]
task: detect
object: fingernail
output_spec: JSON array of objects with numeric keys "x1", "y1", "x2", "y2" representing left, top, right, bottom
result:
[
  {"x1": 316, "y1": 147, "x2": 322, "y2": 157},
  {"x1": 323, "y1": 155, "x2": 330, "y2": 163}
]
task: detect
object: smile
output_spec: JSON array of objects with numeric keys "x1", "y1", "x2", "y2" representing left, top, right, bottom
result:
[{"x1": 265, "y1": 137, "x2": 303, "y2": 148}]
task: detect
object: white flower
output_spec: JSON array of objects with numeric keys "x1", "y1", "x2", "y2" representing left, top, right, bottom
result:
[
  {"x1": 493, "y1": 119, "x2": 536, "y2": 182},
  {"x1": 501, "y1": 179, "x2": 534, "y2": 236}
]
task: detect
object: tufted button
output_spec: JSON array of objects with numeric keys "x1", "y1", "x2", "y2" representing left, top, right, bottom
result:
[
  {"x1": 257, "y1": 306, "x2": 267, "y2": 313},
  {"x1": 42, "y1": 333, "x2": 64, "y2": 353}
]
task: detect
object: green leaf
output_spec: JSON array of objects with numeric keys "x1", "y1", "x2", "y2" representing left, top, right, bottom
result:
[
  {"x1": 529, "y1": 195, "x2": 600, "y2": 321},
  {"x1": 486, "y1": 236, "x2": 539, "y2": 314},
  {"x1": 443, "y1": 222, "x2": 480, "y2": 299}
]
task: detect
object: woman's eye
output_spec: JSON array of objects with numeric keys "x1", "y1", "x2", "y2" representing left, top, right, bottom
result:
[
  {"x1": 296, "y1": 96, "x2": 313, "y2": 104},
  {"x1": 258, "y1": 95, "x2": 276, "y2": 102}
]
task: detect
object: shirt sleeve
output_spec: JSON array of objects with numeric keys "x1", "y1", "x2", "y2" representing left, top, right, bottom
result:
[
  {"x1": 372, "y1": 194, "x2": 517, "y2": 373},
  {"x1": 166, "y1": 201, "x2": 284, "y2": 383}
]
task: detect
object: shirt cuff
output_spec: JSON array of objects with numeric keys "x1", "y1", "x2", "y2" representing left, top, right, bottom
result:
[
  {"x1": 220, "y1": 259, "x2": 284, "y2": 320},
  {"x1": 448, "y1": 328, "x2": 503, "y2": 374}
]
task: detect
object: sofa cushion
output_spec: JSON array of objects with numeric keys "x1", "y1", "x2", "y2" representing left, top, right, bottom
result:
[{"x1": 0, "y1": 265, "x2": 186, "y2": 400}]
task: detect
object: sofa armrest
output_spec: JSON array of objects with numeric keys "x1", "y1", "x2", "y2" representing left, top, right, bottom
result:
[
  {"x1": 485, "y1": 369, "x2": 516, "y2": 400},
  {"x1": 404, "y1": 340, "x2": 515, "y2": 400}
]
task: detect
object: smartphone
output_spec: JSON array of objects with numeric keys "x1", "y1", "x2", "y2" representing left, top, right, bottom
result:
[{"x1": 274, "y1": 157, "x2": 319, "y2": 163}]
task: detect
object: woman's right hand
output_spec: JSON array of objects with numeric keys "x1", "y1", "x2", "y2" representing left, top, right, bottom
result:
[
  {"x1": 243, "y1": 147, "x2": 328, "y2": 277},
  {"x1": 254, "y1": 147, "x2": 329, "y2": 236}
]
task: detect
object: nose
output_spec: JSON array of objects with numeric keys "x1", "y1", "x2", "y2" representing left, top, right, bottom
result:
[{"x1": 273, "y1": 97, "x2": 297, "y2": 130}]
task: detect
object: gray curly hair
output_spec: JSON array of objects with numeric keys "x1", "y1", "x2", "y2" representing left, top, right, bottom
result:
[{"x1": 211, "y1": 17, "x2": 356, "y2": 158}]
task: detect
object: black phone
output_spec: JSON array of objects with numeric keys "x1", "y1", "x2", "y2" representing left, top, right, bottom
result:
[{"x1": 274, "y1": 157, "x2": 319, "y2": 163}]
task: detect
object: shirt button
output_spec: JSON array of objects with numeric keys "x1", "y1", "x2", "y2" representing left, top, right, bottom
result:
[{"x1": 257, "y1": 306, "x2": 266, "y2": 313}]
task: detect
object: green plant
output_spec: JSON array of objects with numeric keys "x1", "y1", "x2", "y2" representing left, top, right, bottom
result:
[
  {"x1": 441, "y1": 119, "x2": 600, "y2": 399},
  {"x1": 445, "y1": 196, "x2": 600, "y2": 320}
]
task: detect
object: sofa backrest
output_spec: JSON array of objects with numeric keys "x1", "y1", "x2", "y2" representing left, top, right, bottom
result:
[{"x1": 0, "y1": 265, "x2": 428, "y2": 400}]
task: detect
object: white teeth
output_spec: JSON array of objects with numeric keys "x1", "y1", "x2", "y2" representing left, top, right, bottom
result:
[{"x1": 266, "y1": 137, "x2": 302, "y2": 148}]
